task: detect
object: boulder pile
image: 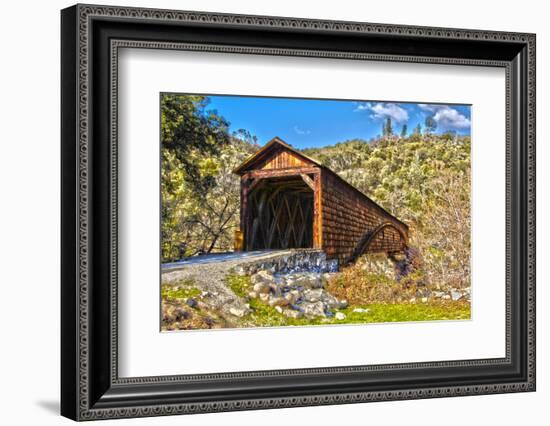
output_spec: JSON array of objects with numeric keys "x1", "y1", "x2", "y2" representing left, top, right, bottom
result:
[{"x1": 247, "y1": 270, "x2": 348, "y2": 319}]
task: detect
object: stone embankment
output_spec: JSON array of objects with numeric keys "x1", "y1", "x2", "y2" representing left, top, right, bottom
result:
[
  {"x1": 162, "y1": 249, "x2": 337, "y2": 319},
  {"x1": 243, "y1": 269, "x2": 346, "y2": 319}
]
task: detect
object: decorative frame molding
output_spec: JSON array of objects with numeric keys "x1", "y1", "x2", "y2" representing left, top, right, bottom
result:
[{"x1": 61, "y1": 4, "x2": 535, "y2": 421}]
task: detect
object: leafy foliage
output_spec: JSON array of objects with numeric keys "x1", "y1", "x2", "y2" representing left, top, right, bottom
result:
[
  {"x1": 161, "y1": 95, "x2": 258, "y2": 261},
  {"x1": 304, "y1": 134, "x2": 471, "y2": 288},
  {"x1": 161, "y1": 95, "x2": 471, "y2": 291}
]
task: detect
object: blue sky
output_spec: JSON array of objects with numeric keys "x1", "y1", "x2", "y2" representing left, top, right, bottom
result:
[{"x1": 205, "y1": 95, "x2": 471, "y2": 149}]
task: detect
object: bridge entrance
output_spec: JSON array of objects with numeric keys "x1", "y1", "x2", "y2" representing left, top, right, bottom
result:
[{"x1": 246, "y1": 176, "x2": 314, "y2": 250}]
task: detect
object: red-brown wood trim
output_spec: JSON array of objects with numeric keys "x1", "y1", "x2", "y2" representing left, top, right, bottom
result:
[
  {"x1": 300, "y1": 173, "x2": 316, "y2": 191},
  {"x1": 313, "y1": 172, "x2": 320, "y2": 249},
  {"x1": 247, "y1": 166, "x2": 319, "y2": 179},
  {"x1": 317, "y1": 171, "x2": 323, "y2": 249},
  {"x1": 247, "y1": 178, "x2": 263, "y2": 194}
]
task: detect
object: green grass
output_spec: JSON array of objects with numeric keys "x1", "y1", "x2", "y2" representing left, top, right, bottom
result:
[
  {"x1": 161, "y1": 280, "x2": 201, "y2": 301},
  {"x1": 227, "y1": 274, "x2": 251, "y2": 298},
  {"x1": 242, "y1": 300, "x2": 470, "y2": 329},
  {"x1": 225, "y1": 273, "x2": 470, "y2": 329},
  {"x1": 337, "y1": 302, "x2": 471, "y2": 324},
  {"x1": 242, "y1": 301, "x2": 470, "y2": 328}
]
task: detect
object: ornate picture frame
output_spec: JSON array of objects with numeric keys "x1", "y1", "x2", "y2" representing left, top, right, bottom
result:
[{"x1": 61, "y1": 4, "x2": 535, "y2": 421}]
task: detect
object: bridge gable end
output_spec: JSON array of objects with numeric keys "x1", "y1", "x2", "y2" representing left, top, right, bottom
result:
[{"x1": 233, "y1": 137, "x2": 321, "y2": 175}]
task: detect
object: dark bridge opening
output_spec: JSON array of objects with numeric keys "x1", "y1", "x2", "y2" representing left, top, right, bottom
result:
[{"x1": 246, "y1": 176, "x2": 314, "y2": 250}]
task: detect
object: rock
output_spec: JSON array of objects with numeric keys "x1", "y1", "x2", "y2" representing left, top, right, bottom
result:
[
  {"x1": 392, "y1": 253, "x2": 407, "y2": 262},
  {"x1": 290, "y1": 288, "x2": 301, "y2": 299},
  {"x1": 433, "y1": 291, "x2": 445, "y2": 298},
  {"x1": 269, "y1": 286, "x2": 283, "y2": 298},
  {"x1": 173, "y1": 307, "x2": 190, "y2": 320},
  {"x1": 253, "y1": 281, "x2": 271, "y2": 294},
  {"x1": 442, "y1": 294, "x2": 451, "y2": 300},
  {"x1": 259, "y1": 293, "x2": 270, "y2": 302},
  {"x1": 416, "y1": 289, "x2": 431, "y2": 298},
  {"x1": 232, "y1": 266, "x2": 247, "y2": 276},
  {"x1": 196, "y1": 301, "x2": 209, "y2": 310},
  {"x1": 268, "y1": 296, "x2": 290, "y2": 307},
  {"x1": 338, "y1": 299, "x2": 349, "y2": 309},
  {"x1": 421, "y1": 297, "x2": 428, "y2": 303},
  {"x1": 229, "y1": 306, "x2": 249, "y2": 317},
  {"x1": 186, "y1": 298, "x2": 198, "y2": 308},
  {"x1": 409, "y1": 297, "x2": 416, "y2": 304},
  {"x1": 283, "y1": 275, "x2": 297, "y2": 286},
  {"x1": 352, "y1": 308, "x2": 370, "y2": 313},
  {"x1": 248, "y1": 291, "x2": 258, "y2": 299},
  {"x1": 283, "y1": 308, "x2": 303, "y2": 319},
  {"x1": 302, "y1": 301, "x2": 327, "y2": 317},
  {"x1": 321, "y1": 293, "x2": 341, "y2": 309},
  {"x1": 285, "y1": 272, "x2": 323, "y2": 289},
  {"x1": 335, "y1": 312, "x2": 346, "y2": 320},
  {"x1": 304, "y1": 288, "x2": 324, "y2": 302},
  {"x1": 246, "y1": 265, "x2": 258, "y2": 275},
  {"x1": 322, "y1": 272, "x2": 338, "y2": 283},
  {"x1": 275, "y1": 306, "x2": 284, "y2": 314},
  {"x1": 251, "y1": 270, "x2": 275, "y2": 285},
  {"x1": 284, "y1": 291, "x2": 299, "y2": 305},
  {"x1": 451, "y1": 291, "x2": 463, "y2": 301},
  {"x1": 360, "y1": 253, "x2": 396, "y2": 279},
  {"x1": 326, "y1": 259, "x2": 339, "y2": 273}
]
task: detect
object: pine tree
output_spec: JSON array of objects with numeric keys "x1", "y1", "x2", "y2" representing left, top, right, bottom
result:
[
  {"x1": 383, "y1": 117, "x2": 393, "y2": 137},
  {"x1": 400, "y1": 124, "x2": 408, "y2": 137},
  {"x1": 425, "y1": 116, "x2": 437, "y2": 135}
]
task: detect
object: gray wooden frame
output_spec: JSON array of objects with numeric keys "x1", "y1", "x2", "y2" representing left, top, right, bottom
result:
[{"x1": 61, "y1": 4, "x2": 536, "y2": 421}]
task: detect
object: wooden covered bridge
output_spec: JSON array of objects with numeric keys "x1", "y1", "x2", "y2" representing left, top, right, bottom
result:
[{"x1": 233, "y1": 137, "x2": 408, "y2": 264}]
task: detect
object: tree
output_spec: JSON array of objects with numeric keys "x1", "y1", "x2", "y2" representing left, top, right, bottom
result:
[
  {"x1": 160, "y1": 95, "x2": 258, "y2": 261},
  {"x1": 382, "y1": 117, "x2": 393, "y2": 137},
  {"x1": 233, "y1": 128, "x2": 259, "y2": 146},
  {"x1": 422, "y1": 170, "x2": 471, "y2": 288},
  {"x1": 413, "y1": 123, "x2": 422, "y2": 135},
  {"x1": 161, "y1": 95, "x2": 231, "y2": 193},
  {"x1": 424, "y1": 115, "x2": 437, "y2": 135},
  {"x1": 400, "y1": 124, "x2": 408, "y2": 137},
  {"x1": 190, "y1": 140, "x2": 255, "y2": 254},
  {"x1": 441, "y1": 130, "x2": 457, "y2": 142}
]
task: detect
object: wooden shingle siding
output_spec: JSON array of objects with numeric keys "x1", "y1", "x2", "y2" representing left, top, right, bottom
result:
[
  {"x1": 367, "y1": 225, "x2": 405, "y2": 253},
  {"x1": 320, "y1": 170, "x2": 407, "y2": 263}
]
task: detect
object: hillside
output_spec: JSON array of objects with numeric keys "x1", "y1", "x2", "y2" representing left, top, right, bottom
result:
[
  {"x1": 303, "y1": 135, "x2": 471, "y2": 289},
  {"x1": 160, "y1": 94, "x2": 471, "y2": 290}
]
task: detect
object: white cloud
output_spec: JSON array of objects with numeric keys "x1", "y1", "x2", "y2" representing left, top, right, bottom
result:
[
  {"x1": 354, "y1": 103, "x2": 370, "y2": 112},
  {"x1": 355, "y1": 102, "x2": 409, "y2": 124},
  {"x1": 418, "y1": 103, "x2": 436, "y2": 112},
  {"x1": 419, "y1": 104, "x2": 471, "y2": 131},
  {"x1": 293, "y1": 125, "x2": 311, "y2": 135}
]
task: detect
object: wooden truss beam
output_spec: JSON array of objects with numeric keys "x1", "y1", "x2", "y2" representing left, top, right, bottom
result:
[
  {"x1": 245, "y1": 167, "x2": 319, "y2": 179},
  {"x1": 300, "y1": 173, "x2": 316, "y2": 191}
]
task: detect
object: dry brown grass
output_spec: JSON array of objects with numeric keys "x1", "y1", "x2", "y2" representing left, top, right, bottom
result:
[
  {"x1": 326, "y1": 262, "x2": 422, "y2": 305},
  {"x1": 161, "y1": 300, "x2": 228, "y2": 331}
]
